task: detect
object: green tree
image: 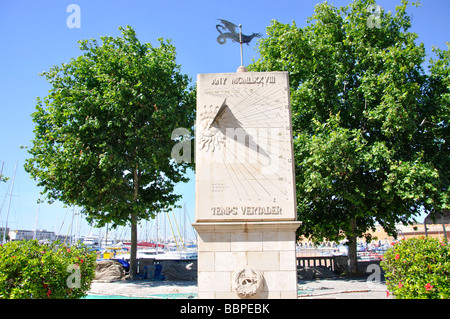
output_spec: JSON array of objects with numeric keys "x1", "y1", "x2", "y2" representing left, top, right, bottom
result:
[
  {"x1": 25, "y1": 26, "x2": 195, "y2": 277},
  {"x1": 249, "y1": 0, "x2": 449, "y2": 273}
]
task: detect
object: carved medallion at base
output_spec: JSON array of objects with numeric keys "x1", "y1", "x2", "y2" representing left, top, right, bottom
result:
[{"x1": 232, "y1": 265, "x2": 264, "y2": 299}]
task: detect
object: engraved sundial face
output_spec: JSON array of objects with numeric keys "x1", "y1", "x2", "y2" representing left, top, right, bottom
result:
[{"x1": 195, "y1": 72, "x2": 296, "y2": 221}]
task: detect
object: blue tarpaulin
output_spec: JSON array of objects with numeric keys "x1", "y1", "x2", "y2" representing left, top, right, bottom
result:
[{"x1": 115, "y1": 258, "x2": 129, "y2": 272}]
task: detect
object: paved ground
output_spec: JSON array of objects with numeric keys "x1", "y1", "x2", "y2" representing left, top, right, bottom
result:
[
  {"x1": 298, "y1": 277, "x2": 389, "y2": 299},
  {"x1": 89, "y1": 280, "x2": 198, "y2": 298},
  {"x1": 88, "y1": 277, "x2": 390, "y2": 299}
]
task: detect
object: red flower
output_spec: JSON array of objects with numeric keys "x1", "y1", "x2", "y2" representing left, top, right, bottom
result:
[
  {"x1": 386, "y1": 291, "x2": 391, "y2": 298},
  {"x1": 395, "y1": 254, "x2": 400, "y2": 260},
  {"x1": 47, "y1": 289, "x2": 51, "y2": 298},
  {"x1": 425, "y1": 283, "x2": 433, "y2": 291},
  {"x1": 398, "y1": 282, "x2": 403, "y2": 289},
  {"x1": 67, "y1": 249, "x2": 71, "y2": 253}
]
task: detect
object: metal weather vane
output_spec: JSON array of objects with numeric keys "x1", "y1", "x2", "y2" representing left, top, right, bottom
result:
[{"x1": 216, "y1": 19, "x2": 261, "y2": 66}]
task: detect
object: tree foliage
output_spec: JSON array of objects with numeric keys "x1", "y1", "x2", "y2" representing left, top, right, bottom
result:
[
  {"x1": 0, "y1": 162, "x2": 8, "y2": 183},
  {"x1": 25, "y1": 26, "x2": 195, "y2": 276},
  {"x1": 249, "y1": 0, "x2": 449, "y2": 272}
]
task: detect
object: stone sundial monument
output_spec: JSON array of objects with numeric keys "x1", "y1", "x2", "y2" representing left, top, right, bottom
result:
[{"x1": 192, "y1": 20, "x2": 301, "y2": 299}]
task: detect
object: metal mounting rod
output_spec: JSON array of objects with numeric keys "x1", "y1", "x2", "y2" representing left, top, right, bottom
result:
[{"x1": 239, "y1": 24, "x2": 243, "y2": 66}]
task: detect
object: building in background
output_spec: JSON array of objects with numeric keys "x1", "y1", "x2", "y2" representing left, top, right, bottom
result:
[
  {"x1": 367, "y1": 223, "x2": 450, "y2": 243},
  {"x1": 9, "y1": 229, "x2": 56, "y2": 242}
]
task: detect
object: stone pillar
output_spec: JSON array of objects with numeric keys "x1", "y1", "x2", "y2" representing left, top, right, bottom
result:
[{"x1": 194, "y1": 71, "x2": 300, "y2": 299}]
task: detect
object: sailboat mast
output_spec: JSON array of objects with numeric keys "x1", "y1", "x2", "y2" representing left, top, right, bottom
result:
[
  {"x1": 2, "y1": 162, "x2": 17, "y2": 244},
  {"x1": 163, "y1": 211, "x2": 166, "y2": 250},
  {"x1": 183, "y1": 203, "x2": 187, "y2": 245},
  {"x1": 33, "y1": 198, "x2": 41, "y2": 240},
  {"x1": 155, "y1": 212, "x2": 159, "y2": 253}
]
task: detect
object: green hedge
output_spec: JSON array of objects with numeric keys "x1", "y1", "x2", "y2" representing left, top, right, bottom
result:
[
  {"x1": 0, "y1": 240, "x2": 96, "y2": 299},
  {"x1": 381, "y1": 237, "x2": 450, "y2": 299}
]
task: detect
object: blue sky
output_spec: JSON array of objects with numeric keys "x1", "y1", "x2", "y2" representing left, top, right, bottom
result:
[{"x1": 0, "y1": 0, "x2": 449, "y2": 240}]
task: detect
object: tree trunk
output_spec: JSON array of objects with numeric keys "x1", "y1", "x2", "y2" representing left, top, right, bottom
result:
[
  {"x1": 130, "y1": 213, "x2": 138, "y2": 278},
  {"x1": 347, "y1": 218, "x2": 359, "y2": 275},
  {"x1": 129, "y1": 164, "x2": 140, "y2": 278}
]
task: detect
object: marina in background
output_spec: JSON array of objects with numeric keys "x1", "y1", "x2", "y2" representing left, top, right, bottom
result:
[
  {"x1": 2, "y1": 220, "x2": 448, "y2": 263},
  {"x1": 1, "y1": 164, "x2": 447, "y2": 263},
  {"x1": 297, "y1": 222, "x2": 450, "y2": 261}
]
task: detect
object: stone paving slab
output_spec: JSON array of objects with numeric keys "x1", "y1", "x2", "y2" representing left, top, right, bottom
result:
[{"x1": 88, "y1": 277, "x2": 390, "y2": 299}]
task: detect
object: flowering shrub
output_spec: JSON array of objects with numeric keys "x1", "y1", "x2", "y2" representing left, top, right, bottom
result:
[
  {"x1": 0, "y1": 240, "x2": 96, "y2": 299},
  {"x1": 381, "y1": 237, "x2": 450, "y2": 299}
]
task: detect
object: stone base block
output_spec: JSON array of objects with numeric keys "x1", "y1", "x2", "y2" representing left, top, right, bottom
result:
[{"x1": 193, "y1": 221, "x2": 301, "y2": 299}]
